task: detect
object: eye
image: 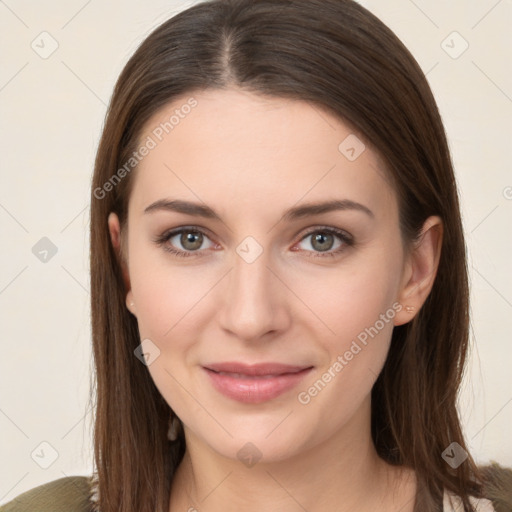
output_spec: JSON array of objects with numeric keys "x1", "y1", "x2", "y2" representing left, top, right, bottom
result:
[
  {"x1": 294, "y1": 227, "x2": 354, "y2": 258},
  {"x1": 153, "y1": 227, "x2": 216, "y2": 257},
  {"x1": 154, "y1": 226, "x2": 354, "y2": 259}
]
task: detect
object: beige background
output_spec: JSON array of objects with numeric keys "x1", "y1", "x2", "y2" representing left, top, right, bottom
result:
[{"x1": 0, "y1": 0, "x2": 511, "y2": 503}]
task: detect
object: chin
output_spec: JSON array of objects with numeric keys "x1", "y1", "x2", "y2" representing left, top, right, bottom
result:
[{"x1": 190, "y1": 418, "x2": 314, "y2": 465}]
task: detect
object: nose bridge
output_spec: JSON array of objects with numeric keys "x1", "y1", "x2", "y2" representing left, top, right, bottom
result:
[
  {"x1": 233, "y1": 246, "x2": 270, "y2": 296},
  {"x1": 219, "y1": 239, "x2": 285, "y2": 340}
]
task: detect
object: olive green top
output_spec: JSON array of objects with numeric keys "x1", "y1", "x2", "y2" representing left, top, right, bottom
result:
[{"x1": 0, "y1": 476, "x2": 93, "y2": 512}]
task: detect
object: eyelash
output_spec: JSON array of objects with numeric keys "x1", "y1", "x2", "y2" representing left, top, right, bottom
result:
[{"x1": 153, "y1": 226, "x2": 354, "y2": 259}]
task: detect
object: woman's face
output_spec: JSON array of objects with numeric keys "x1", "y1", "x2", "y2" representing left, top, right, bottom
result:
[{"x1": 110, "y1": 87, "x2": 414, "y2": 462}]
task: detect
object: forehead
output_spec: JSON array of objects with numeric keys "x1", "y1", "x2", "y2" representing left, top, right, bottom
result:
[{"x1": 129, "y1": 88, "x2": 396, "y2": 220}]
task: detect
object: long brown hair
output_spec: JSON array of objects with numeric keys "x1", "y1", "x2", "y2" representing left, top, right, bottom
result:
[{"x1": 89, "y1": 1, "x2": 483, "y2": 510}]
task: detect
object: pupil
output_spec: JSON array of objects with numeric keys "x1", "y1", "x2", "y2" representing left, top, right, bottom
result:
[
  {"x1": 313, "y1": 233, "x2": 333, "y2": 252},
  {"x1": 182, "y1": 232, "x2": 202, "y2": 250}
]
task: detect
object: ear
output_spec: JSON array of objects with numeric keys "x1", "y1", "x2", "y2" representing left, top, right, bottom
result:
[
  {"x1": 394, "y1": 216, "x2": 443, "y2": 326},
  {"x1": 108, "y1": 212, "x2": 136, "y2": 316}
]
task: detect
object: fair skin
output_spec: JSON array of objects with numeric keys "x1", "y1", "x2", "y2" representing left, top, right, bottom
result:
[{"x1": 108, "y1": 87, "x2": 442, "y2": 512}]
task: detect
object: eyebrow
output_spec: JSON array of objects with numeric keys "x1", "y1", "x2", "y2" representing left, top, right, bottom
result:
[{"x1": 143, "y1": 198, "x2": 374, "y2": 221}]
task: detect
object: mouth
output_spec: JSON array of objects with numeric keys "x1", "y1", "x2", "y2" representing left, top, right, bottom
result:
[{"x1": 202, "y1": 362, "x2": 314, "y2": 403}]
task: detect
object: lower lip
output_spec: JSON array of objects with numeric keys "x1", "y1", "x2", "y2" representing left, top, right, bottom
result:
[{"x1": 203, "y1": 367, "x2": 313, "y2": 404}]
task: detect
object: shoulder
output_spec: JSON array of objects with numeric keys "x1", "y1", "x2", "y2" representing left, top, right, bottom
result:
[
  {"x1": 479, "y1": 462, "x2": 512, "y2": 512},
  {"x1": 444, "y1": 462, "x2": 512, "y2": 512},
  {"x1": 0, "y1": 475, "x2": 94, "y2": 512},
  {"x1": 443, "y1": 491, "x2": 495, "y2": 511}
]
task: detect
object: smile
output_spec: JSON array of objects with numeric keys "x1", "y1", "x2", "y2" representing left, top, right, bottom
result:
[{"x1": 202, "y1": 364, "x2": 314, "y2": 403}]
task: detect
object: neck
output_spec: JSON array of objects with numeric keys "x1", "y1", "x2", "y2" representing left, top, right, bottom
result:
[{"x1": 169, "y1": 399, "x2": 416, "y2": 512}]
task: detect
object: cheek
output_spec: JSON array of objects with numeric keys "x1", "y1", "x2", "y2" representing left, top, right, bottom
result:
[
  {"x1": 296, "y1": 267, "x2": 396, "y2": 397},
  {"x1": 292, "y1": 244, "x2": 403, "y2": 348},
  {"x1": 292, "y1": 244, "x2": 403, "y2": 430},
  {"x1": 127, "y1": 252, "x2": 210, "y2": 419},
  {"x1": 128, "y1": 237, "x2": 216, "y2": 341}
]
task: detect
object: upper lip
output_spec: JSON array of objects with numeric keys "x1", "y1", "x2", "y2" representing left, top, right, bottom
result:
[{"x1": 204, "y1": 362, "x2": 312, "y2": 376}]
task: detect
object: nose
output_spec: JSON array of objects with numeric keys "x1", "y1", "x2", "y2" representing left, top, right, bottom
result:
[{"x1": 218, "y1": 245, "x2": 291, "y2": 342}]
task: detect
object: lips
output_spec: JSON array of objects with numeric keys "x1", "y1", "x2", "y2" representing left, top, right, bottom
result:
[
  {"x1": 204, "y1": 361, "x2": 310, "y2": 376},
  {"x1": 202, "y1": 362, "x2": 313, "y2": 403}
]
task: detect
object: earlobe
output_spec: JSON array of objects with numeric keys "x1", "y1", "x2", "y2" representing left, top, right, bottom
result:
[
  {"x1": 394, "y1": 216, "x2": 443, "y2": 326},
  {"x1": 126, "y1": 290, "x2": 136, "y2": 315}
]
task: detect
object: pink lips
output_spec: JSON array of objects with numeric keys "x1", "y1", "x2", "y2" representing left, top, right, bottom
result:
[{"x1": 203, "y1": 362, "x2": 313, "y2": 403}]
